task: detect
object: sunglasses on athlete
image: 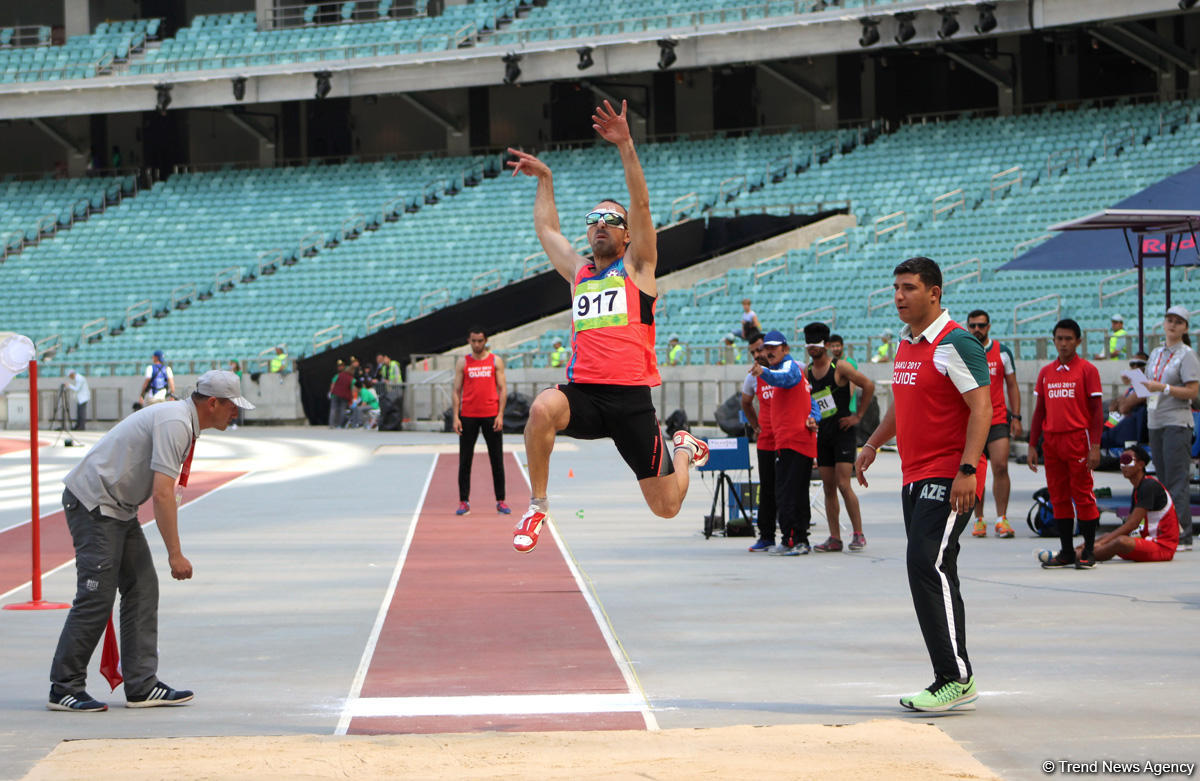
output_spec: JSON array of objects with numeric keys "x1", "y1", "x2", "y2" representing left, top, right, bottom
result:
[{"x1": 585, "y1": 210, "x2": 627, "y2": 228}]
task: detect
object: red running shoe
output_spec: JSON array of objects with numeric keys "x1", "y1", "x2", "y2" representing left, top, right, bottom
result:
[
  {"x1": 672, "y1": 431, "x2": 710, "y2": 468},
  {"x1": 513, "y1": 508, "x2": 547, "y2": 553}
]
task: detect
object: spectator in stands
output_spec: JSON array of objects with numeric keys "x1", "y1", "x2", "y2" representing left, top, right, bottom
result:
[
  {"x1": 139, "y1": 351, "x2": 175, "y2": 404},
  {"x1": 1132, "y1": 305, "x2": 1198, "y2": 550},
  {"x1": 328, "y1": 363, "x2": 354, "y2": 428},
  {"x1": 549, "y1": 338, "x2": 568, "y2": 368},
  {"x1": 871, "y1": 330, "x2": 894, "y2": 363},
  {"x1": 1094, "y1": 314, "x2": 1128, "y2": 360},
  {"x1": 64, "y1": 370, "x2": 90, "y2": 431},
  {"x1": 740, "y1": 331, "x2": 777, "y2": 553},
  {"x1": 750, "y1": 330, "x2": 820, "y2": 555},
  {"x1": 268, "y1": 345, "x2": 289, "y2": 373},
  {"x1": 740, "y1": 298, "x2": 761, "y2": 341},
  {"x1": 1077, "y1": 446, "x2": 1178, "y2": 563},
  {"x1": 719, "y1": 333, "x2": 742, "y2": 365},
  {"x1": 666, "y1": 334, "x2": 684, "y2": 366}
]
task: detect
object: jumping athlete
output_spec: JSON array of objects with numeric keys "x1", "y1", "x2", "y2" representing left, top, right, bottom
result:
[
  {"x1": 451, "y1": 327, "x2": 510, "y2": 516},
  {"x1": 1028, "y1": 318, "x2": 1104, "y2": 569},
  {"x1": 804, "y1": 322, "x2": 875, "y2": 552},
  {"x1": 856, "y1": 257, "x2": 990, "y2": 713},
  {"x1": 965, "y1": 310, "x2": 1021, "y2": 539},
  {"x1": 506, "y1": 100, "x2": 708, "y2": 554}
]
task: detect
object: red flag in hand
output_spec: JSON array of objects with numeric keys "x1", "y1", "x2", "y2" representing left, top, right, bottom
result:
[{"x1": 100, "y1": 614, "x2": 122, "y2": 691}]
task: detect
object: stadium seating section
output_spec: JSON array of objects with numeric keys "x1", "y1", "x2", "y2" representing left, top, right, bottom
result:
[
  {"x1": 0, "y1": 19, "x2": 158, "y2": 82},
  {"x1": 4, "y1": 96, "x2": 1197, "y2": 373}
]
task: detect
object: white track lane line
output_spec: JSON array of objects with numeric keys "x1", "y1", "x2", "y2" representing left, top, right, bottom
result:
[
  {"x1": 334, "y1": 453, "x2": 438, "y2": 736},
  {"x1": 514, "y1": 455, "x2": 659, "y2": 731},
  {"x1": 347, "y1": 693, "x2": 645, "y2": 718},
  {"x1": 0, "y1": 470, "x2": 257, "y2": 603}
]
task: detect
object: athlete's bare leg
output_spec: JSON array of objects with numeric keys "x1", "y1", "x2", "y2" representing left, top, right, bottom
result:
[
  {"x1": 819, "y1": 465, "x2": 841, "y2": 538},
  {"x1": 835, "y1": 462, "x2": 864, "y2": 534},
  {"x1": 525, "y1": 388, "x2": 570, "y2": 500},
  {"x1": 637, "y1": 449, "x2": 694, "y2": 518},
  {"x1": 987, "y1": 437, "x2": 1011, "y2": 518}
]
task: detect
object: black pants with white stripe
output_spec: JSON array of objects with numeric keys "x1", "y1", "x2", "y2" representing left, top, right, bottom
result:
[{"x1": 902, "y1": 478, "x2": 973, "y2": 683}]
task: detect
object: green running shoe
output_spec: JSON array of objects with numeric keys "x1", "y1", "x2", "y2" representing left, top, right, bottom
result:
[{"x1": 901, "y1": 676, "x2": 977, "y2": 712}]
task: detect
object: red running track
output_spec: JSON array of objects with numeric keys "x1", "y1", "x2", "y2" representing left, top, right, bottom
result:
[
  {"x1": 0, "y1": 471, "x2": 244, "y2": 597},
  {"x1": 346, "y1": 451, "x2": 646, "y2": 734},
  {"x1": 0, "y1": 439, "x2": 49, "y2": 456}
]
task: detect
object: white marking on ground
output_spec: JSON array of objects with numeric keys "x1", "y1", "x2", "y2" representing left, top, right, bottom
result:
[{"x1": 347, "y1": 693, "x2": 645, "y2": 718}]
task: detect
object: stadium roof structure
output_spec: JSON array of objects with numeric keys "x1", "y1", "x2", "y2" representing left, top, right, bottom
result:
[{"x1": 1002, "y1": 164, "x2": 1200, "y2": 351}]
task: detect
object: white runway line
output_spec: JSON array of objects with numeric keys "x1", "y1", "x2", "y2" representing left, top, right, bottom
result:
[
  {"x1": 514, "y1": 455, "x2": 660, "y2": 731},
  {"x1": 334, "y1": 453, "x2": 438, "y2": 737},
  {"x1": 347, "y1": 693, "x2": 646, "y2": 718}
]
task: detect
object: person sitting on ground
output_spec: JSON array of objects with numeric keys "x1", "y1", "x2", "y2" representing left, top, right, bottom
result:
[{"x1": 1076, "y1": 446, "x2": 1178, "y2": 563}]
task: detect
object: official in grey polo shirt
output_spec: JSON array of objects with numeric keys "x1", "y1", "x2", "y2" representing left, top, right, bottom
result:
[
  {"x1": 48, "y1": 370, "x2": 252, "y2": 713},
  {"x1": 1139, "y1": 305, "x2": 1200, "y2": 549}
]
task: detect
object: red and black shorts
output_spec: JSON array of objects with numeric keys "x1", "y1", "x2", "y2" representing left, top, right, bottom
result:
[
  {"x1": 1118, "y1": 537, "x2": 1176, "y2": 562},
  {"x1": 557, "y1": 383, "x2": 673, "y2": 480}
]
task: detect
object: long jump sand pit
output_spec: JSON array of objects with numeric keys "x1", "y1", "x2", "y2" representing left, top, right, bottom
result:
[{"x1": 23, "y1": 720, "x2": 1000, "y2": 780}]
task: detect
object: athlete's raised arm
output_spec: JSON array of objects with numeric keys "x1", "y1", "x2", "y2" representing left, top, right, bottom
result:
[
  {"x1": 592, "y1": 100, "x2": 656, "y2": 293},
  {"x1": 507, "y1": 148, "x2": 589, "y2": 285}
]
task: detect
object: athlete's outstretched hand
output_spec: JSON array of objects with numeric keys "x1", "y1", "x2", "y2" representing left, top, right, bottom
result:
[
  {"x1": 506, "y1": 148, "x2": 551, "y2": 179},
  {"x1": 592, "y1": 100, "x2": 631, "y2": 145}
]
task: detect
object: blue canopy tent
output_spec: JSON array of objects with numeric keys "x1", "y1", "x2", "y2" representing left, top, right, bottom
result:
[{"x1": 999, "y1": 163, "x2": 1200, "y2": 352}]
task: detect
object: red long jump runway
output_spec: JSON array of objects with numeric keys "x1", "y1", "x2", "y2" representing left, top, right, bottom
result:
[
  {"x1": 342, "y1": 451, "x2": 650, "y2": 735},
  {"x1": 0, "y1": 439, "x2": 49, "y2": 456},
  {"x1": 0, "y1": 471, "x2": 244, "y2": 598}
]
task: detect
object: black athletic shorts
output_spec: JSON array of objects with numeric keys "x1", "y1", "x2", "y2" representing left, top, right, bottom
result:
[
  {"x1": 986, "y1": 422, "x2": 1010, "y2": 444},
  {"x1": 816, "y1": 423, "x2": 857, "y2": 467},
  {"x1": 558, "y1": 383, "x2": 672, "y2": 480}
]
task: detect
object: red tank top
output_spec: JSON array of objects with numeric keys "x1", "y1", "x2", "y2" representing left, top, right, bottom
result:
[
  {"x1": 893, "y1": 320, "x2": 973, "y2": 485},
  {"x1": 566, "y1": 257, "x2": 661, "y2": 386},
  {"x1": 769, "y1": 369, "x2": 817, "y2": 457},
  {"x1": 755, "y1": 376, "x2": 775, "y2": 451},
  {"x1": 460, "y1": 353, "x2": 499, "y2": 417}
]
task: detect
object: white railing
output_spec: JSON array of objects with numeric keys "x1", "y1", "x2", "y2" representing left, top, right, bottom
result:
[
  {"x1": 718, "y1": 175, "x2": 746, "y2": 203},
  {"x1": 365, "y1": 306, "x2": 396, "y2": 335},
  {"x1": 312, "y1": 325, "x2": 344, "y2": 353},
  {"x1": 257, "y1": 248, "x2": 285, "y2": 276},
  {"x1": 382, "y1": 195, "x2": 407, "y2": 222},
  {"x1": 932, "y1": 189, "x2": 964, "y2": 222},
  {"x1": 866, "y1": 284, "x2": 893, "y2": 316},
  {"x1": 942, "y1": 257, "x2": 982, "y2": 292},
  {"x1": 3, "y1": 231, "x2": 23, "y2": 259},
  {"x1": 874, "y1": 211, "x2": 907, "y2": 243},
  {"x1": 1012, "y1": 233, "x2": 1053, "y2": 260},
  {"x1": 767, "y1": 154, "x2": 792, "y2": 183},
  {"x1": 670, "y1": 192, "x2": 699, "y2": 223},
  {"x1": 298, "y1": 231, "x2": 323, "y2": 257},
  {"x1": 80, "y1": 317, "x2": 107, "y2": 345},
  {"x1": 170, "y1": 282, "x2": 197, "y2": 309},
  {"x1": 989, "y1": 166, "x2": 1022, "y2": 199},
  {"x1": 471, "y1": 268, "x2": 503, "y2": 296},
  {"x1": 1103, "y1": 126, "x2": 1136, "y2": 158},
  {"x1": 794, "y1": 305, "x2": 836, "y2": 338},
  {"x1": 1046, "y1": 147, "x2": 1079, "y2": 177},
  {"x1": 418, "y1": 288, "x2": 450, "y2": 315},
  {"x1": 214, "y1": 265, "x2": 242, "y2": 292},
  {"x1": 340, "y1": 214, "x2": 367, "y2": 239},
  {"x1": 1098, "y1": 267, "x2": 1138, "y2": 308},
  {"x1": 813, "y1": 231, "x2": 848, "y2": 263},
  {"x1": 522, "y1": 251, "x2": 552, "y2": 277},
  {"x1": 692, "y1": 274, "x2": 730, "y2": 305},
  {"x1": 1013, "y1": 293, "x2": 1061, "y2": 335},
  {"x1": 124, "y1": 299, "x2": 153, "y2": 328},
  {"x1": 35, "y1": 334, "x2": 61, "y2": 359},
  {"x1": 1159, "y1": 106, "x2": 1193, "y2": 134},
  {"x1": 753, "y1": 251, "x2": 788, "y2": 281}
]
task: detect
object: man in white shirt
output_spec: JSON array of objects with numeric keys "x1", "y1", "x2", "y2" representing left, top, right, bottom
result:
[{"x1": 64, "y1": 370, "x2": 91, "y2": 430}]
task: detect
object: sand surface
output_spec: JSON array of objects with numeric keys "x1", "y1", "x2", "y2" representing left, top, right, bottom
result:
[{"x1": 22, "y1": 720, "x2": 1001, "y2": 780}]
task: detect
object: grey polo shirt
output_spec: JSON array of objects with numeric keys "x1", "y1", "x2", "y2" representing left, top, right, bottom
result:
[
  {"x1": 1146, "y1": 343, "x2": 1200, "y2": 430},
  {"x1": 64, "y1": 399, "x2": 199, "y2": 520}
]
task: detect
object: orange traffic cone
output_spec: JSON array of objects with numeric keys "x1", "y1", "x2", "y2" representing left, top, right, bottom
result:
[{"x1": 568, "y1": 468, "x2": 575, "y2": 478}]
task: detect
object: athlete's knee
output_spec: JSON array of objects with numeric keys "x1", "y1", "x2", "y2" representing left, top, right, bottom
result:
[
  {"x1": 528, "y1": 391, "x2": 567, "y2": 430},
  {"x1": 991, "y1": 460, "x2": 1010, "y2": 478}
]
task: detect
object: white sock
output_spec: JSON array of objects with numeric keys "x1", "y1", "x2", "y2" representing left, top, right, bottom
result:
[{"x1": 531, "y1": 496, "x2": 549, "y2": 513}]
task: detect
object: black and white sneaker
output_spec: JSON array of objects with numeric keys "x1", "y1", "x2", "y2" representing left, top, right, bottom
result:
[
  {"x1": 47, "y1": 689, "x2": 108, "y2": 712},
  {"x1": 125, "y1": 682, "x2": 194, "y2": 708}
]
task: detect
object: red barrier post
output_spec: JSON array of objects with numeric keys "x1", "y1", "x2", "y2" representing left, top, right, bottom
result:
[{"x1": 4, "y1": 360, "x2": 68, "y2": 611}]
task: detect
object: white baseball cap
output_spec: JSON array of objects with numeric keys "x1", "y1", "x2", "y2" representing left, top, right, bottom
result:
[
  {"x1": 1166, "y1": 304, "x2": 1190, "y2": 323},
  {"x1": 1110, "y1": 313, "x2": 1125, "y2": 322},
  {"x1": 196, "y1": 370, "x2": 255, "y2": 409}
]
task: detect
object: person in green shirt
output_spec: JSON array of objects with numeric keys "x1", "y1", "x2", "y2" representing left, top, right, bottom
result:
[
  {"x1": 666, "y1": 334, "x2": 684, "y2": 366},
  {"x1": 549, "y1": 338, "x2": 568, "y2": 368},
  {"x1": 718, "y1": 332, "x2": 742, "y2": 365},
  {"x1": 871, "y1": 330, "x2": 894, "y2": 363},
  {"x1": 350, "y1": 383, "x2": 381, "y2": 428},
  {"x1": 1094, "y1": 314, "x2": 1127, "y2": 360}
]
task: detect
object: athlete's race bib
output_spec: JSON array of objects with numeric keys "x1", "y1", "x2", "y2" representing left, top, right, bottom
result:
[
  {"x1": 812, "y1": 386, "x2": 837, "y2": 419},
  {"x1": 573, "y1": 276, "x2": 628, "y2": 332}
]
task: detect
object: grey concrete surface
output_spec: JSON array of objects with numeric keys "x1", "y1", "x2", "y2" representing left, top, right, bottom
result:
[{"x1": 1, "y1": 428, "x2": 1196, "y2": 781}]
